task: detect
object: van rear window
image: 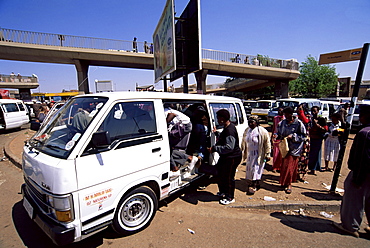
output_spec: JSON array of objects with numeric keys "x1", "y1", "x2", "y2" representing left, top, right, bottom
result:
[
  {"x1": 2, "y1": 103, "x2": 18, "y2": 112},
  {"x1": 210, "y1": 103, "x2": 238, "y2": 127},
  {"x1": 17, "y1": 103, "x2": 25, "y2": 111}
]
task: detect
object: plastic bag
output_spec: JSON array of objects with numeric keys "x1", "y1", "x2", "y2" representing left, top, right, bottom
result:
[{"x1": 279, "y1": 137, "x2": 289, "y2": 158}]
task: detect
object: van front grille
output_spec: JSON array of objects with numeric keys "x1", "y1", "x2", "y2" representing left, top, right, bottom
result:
[{"x1": 24, "y1": 178, "x2": 50, "y2": 213}]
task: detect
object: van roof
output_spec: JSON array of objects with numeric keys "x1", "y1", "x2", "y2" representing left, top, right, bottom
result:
[
  {"x1": 0, "y1": 99, "x2": 23, "y2": 103},
  {"x1": 276, "y1": 98, "x2": 320, "y2": 102},
  {"x1": 74, "y1": 91, "x2": 243, "y2": 102},
  {"x1": 320, "y1": 100, "x2": 341, "y2": 104},
  {"x1": 257, "y1": 100, "x2": 276, "y2": 103}
]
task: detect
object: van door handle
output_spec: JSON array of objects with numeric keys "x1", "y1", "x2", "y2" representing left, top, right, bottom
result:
[{"x1": 152, "y1": 147, "x2": 161, "y2": 153}]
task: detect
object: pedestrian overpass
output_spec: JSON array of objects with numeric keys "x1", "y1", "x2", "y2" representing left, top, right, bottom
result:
[{"x1": 0, "y1": 28, "x2": 299, "y2": 99}]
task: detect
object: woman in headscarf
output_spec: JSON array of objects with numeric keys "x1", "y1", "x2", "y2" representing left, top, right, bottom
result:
[
  {"x1": 272, "y1": 108, "x2": 284, "y2": 173},
  {"x1": 241, "y1": 116, "x2": 271, "y2": 195},
  {"x1": 274, "y1": 107, "x2": 307, "y2": 194}
]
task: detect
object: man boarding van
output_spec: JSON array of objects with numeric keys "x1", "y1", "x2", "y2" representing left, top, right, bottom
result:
[
  {"x1": 0, "y1": 99, "x2": 29, "y2": 130},
  {"x1": 21, "y1": 92, "x2": 247, "y2": 245}
]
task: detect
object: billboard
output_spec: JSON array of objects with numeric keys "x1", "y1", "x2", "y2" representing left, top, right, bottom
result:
[
  {"x1": 153, "y1": 0, "x2": 176, "y2": 83},
  {"x1": 319, "y1": 48, "x2": 362, "y2": 65},
  {"x1": 0, "y1": 89, "x2": 10, "y2": 99},
  {"x1": 95, "y1": 80, "x2": 114, "y2": 92},
  {"x1": 170, "y1": 0, "x2": 202, "y2": 82}
]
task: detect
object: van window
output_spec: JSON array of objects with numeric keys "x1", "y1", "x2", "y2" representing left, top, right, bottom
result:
[
  {"x1": 323, "y1": 103, "x2": 328, "y2": 111},
  {"x1": 235, "y1": 103, "x2": 244, "y2": 124},
  {"x1": 2, "y1": 103, "x2": 18, "y2": 112},
  {"x1": 210, "y1": 103, "x2": 237, "y2": 127},
  {"x1": 257, "y1": 102, "x2": 270, "y2": 109},
  {"x1": 17, "y1": 102, "x2": 25, "y2": 111},
  {"x1": 99, "y1": 101, "x2": 156, "y2": 144}
]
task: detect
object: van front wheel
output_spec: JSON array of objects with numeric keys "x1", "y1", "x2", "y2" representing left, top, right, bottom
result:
[{"x1": 112, "y1": 186, "x2": 158, "y2": 235}]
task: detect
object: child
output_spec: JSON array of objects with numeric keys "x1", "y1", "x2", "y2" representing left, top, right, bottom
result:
[{"x1": 324, "y1": 113, "x2": 342, "y2": 171}]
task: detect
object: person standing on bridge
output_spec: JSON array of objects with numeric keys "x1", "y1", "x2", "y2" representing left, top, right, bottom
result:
[
  {"x1": 133, "y1": 37, "x2": 138, "y2": 53},
  {"x1": 144, "y1": 41, "x2": 149, "y2": 53},
  {"x1": 334, "y1": 104, "x2": 370, "y2": 237},
  {"x1": 10, "y1": 72, "x2": 15, "y2": 82}
]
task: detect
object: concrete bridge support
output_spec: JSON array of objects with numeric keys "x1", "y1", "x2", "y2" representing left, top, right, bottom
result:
[
  {"x1": 274, "y1": 80, "x2": 289, "y2": 99},
  {"x1": 19, "y1": 88, "x2": 32, "y2": 101},
  {"x1": 195, "y1": 69, "x2": 208, "y2": 94},
  {"x1": 74, "y1": 60, "x2": 90, "y2": 94}
]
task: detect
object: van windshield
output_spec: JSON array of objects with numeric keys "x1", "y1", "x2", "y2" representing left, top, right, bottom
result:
[
  {"x1": 256, "y1": 102, "x2": 271, "y2": 109},
  {"x1": 29, "y1": 97, "x2": 108, "y2": 159},
  {"x1": 244, "y1": 102, "x2": 257, "y2": 108},
  {"x1": 272, "y1": 101, "x2": 299, "y2": 111}
]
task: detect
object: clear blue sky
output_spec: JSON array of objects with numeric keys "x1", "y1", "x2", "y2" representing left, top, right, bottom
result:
[{"x1": 0, "y1": 0, "x2": 369, "y2": 93}]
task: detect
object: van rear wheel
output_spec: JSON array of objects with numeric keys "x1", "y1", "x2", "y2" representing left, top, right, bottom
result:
[{"x1": 112, "y1": 186, "x2": 158, "y2": 235}]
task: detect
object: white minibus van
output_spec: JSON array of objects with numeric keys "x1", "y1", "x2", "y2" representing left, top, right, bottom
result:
[
  {"x1": 251, "y1": 100, "x2": 277, "y2": 122},
  {"x1": 267, "y1": 98, "x2": 321, "y2": 125},
  {"x1": 21, "y1": 92, "x2": 248, "y2": 245},
  {"x1": 0, "y1": 99, "x2": 29, "y2": 130},
  {"x1": 319, "y1": 100, "x2": 341, "y2": 123}
]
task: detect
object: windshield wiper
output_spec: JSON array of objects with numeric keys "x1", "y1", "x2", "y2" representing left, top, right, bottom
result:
[{"x1": 45, "y1": 144, "x2": 63, "y2": 152}]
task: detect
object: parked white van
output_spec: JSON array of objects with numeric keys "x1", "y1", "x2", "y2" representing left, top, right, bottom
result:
[
  {"x1": 0, "y1": 99, "x2": 29, "y2": 130},
  {"x1": 251, "y1": 100, "x2": 277, "y2": 122},
  {"x1": 319, "y1": 100, "x2": 341, "y2": 123},
  {"x1": 267, "y1": 98, "x2": 321, "y2": 125},
  {"x1": 21, "y1": 92, "x2": 248, "y2": 245}
]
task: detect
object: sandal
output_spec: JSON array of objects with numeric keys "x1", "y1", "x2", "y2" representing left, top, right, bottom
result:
[
  {"x1": 247, "y1": 187, "x2": 256, "y2": 195},
  {"x1": 285, "y1": 188, "x2": 292, "y2": 194}
]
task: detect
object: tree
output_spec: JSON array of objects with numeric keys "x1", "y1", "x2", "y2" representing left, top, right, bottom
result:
[{"x1": 289, "y1": 55, "x2": 338, "y2": 98}]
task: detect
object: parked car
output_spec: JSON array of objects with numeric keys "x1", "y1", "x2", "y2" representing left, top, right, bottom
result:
[
  {"x1": 243, "y1": 100, "x2": 257, "y2": 117},
  {"x1": 0, "y1": 99, "x2": 29, "y2": 130},
  {"x1": 267, "y1": 98, "x2": 321, "y2": 125},
  {"x1": 319, "y1": 100, "x2": 341, "y2": 123},
  {"x1": 347, "y1": 100, "x2": 370, "y2": 131},
  {"x1": 24, "y1": 101, "x2": 35, "y2": 119},
  {"x1": 22, "y1": 92, "x2": 249, "y2": 245},
  {"x1": 251, "y1": 100, "x2": 277, "y2": 122}
]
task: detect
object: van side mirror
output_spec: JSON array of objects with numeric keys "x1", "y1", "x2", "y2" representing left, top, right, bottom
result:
[{"x1": 91, "y1": 131, "x2": 110, "y2": 148}]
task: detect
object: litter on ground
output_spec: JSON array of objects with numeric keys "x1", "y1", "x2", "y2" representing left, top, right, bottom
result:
[
  {"x1": 263, "y1": 196, "x2": 276, "y2": 201},
  {"x1": 320, "y1": 211, "x2": 334, "y2": 218}
]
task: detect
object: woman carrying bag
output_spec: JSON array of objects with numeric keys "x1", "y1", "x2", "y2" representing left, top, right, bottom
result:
[{"x1": 273, "y1": 107, "x2": 307, "y2": 194}]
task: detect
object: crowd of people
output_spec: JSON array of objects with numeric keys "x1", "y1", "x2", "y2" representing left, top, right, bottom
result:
[
  {"x1": 164, "y1": 103, "x2": 354, "y2": 205},
  {"x1": 32, "y1": 101, "x2": 56, "y2": 123},
  {"x1": 165, "y1": 102, "x2": 345, "y2": 204}
]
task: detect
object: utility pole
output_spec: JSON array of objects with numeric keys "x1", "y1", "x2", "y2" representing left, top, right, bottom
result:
[{"x1": 330, "y1": 43, "x2": 369, "y2": 193}]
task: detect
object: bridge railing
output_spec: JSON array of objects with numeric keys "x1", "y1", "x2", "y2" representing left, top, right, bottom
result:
[
  {"x1": 202, "y1": 49, "x2": 299, "y2": 70},
  {"x1": 0, "y1": 28, "x2": 299, "y2": 70},
  {"x1": 0, "y1": 73, "x2": 38, "y2": 84},
  {"x1": 0, "y1": 28, "x2": 148, "y2": 53}
]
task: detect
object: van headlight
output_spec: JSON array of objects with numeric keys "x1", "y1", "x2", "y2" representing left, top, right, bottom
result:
[{"x1": 47, "y1": 195, "x2": 74, "y2": 222}]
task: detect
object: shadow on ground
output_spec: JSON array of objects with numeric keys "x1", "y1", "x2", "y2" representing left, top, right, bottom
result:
[
  {"x1": 301, "y1": 191, "x2": 343, "y2": 201},
  {"x1": 270, "y1": 211, "x2": 370, "y2": 239}
]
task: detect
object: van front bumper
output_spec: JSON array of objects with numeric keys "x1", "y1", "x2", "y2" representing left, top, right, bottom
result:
[{"x1": 21, "y1": 184, "x2": 76, "y2": 246}]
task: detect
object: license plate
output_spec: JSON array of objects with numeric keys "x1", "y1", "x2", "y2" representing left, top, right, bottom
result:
[{"x1": 23, "y1": 197, "x2": 34, "y2": 219}]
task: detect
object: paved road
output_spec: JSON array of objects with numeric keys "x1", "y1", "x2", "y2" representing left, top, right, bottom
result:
[{"x1": 1, "y1": 126, "x2": 370, "y2": 247}]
